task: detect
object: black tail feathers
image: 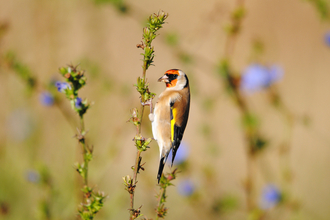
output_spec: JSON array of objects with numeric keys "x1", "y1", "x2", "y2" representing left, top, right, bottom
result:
[
  {"x1": 171, "y1": 148, "x2": 178, "y2": 167},
  {"x1": 157, "y1": 157, "x2": 166, "y2": 183}
]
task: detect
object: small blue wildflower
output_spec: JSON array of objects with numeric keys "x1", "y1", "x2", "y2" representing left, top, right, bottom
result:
[
  {"x1": 39, "y1": 92, "x2": 54, "y2": 106},
  {"x1": 167, "y1": 141, "x2": 189, "y2": 165},
  {"x1": 55, "y1": 81, "x2": 70, "y2": 93},
  {"x1": 75, "y1": 97, "x2": 83, "y2": 109},
  {"x1": 324, "y1": 31, "x2": 330, "y2": 47},
  {"x1": 240, "y1": 64, "x2": 283, "y2": 93},
  {"x1": 177, "y1": 179, "x2": 195, "y2": 197},
  {"x1": 26, "y1": 170, "x2": 40, "y2": 183},
  {"x1": 259, "y1": 184, "x2": 281, "y2": 210}
]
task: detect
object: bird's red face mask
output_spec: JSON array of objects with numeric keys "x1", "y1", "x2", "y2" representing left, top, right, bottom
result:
[{"x1": 158, "y1": 70, "x2": 179, "y2": 88}]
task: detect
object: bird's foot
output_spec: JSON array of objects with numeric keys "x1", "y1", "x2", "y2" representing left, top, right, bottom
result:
[
  {"x1": 141, "y1": 98, "x2": 154, "y2": 119},
  {"x1": 141, "y1": 98, "x2": 152, "y2": 106}
]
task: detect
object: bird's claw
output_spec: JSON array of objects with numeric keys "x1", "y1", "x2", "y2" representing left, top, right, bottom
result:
[{"x1": 141, "y1": 98, "x2": 153, "y2": 106}]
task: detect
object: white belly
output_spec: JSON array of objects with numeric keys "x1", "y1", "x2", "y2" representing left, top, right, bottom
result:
[{"x1": 151, "y1": 105, "x2": 159, "y2": 141}]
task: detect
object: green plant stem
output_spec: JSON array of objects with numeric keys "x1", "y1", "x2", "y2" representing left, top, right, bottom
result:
[
  {"x1": 137, "y1": 61, "x2": 148, "y2": 135},
  {"x1": 142, "y1": 62, "x2": 147, "y2": 80},
  {"x1": 128, "y1": 12, "x2": 168, "y2": 219},
  {"x1": 130, "y1": 150, "x2": 142, "y2": 219},
  {"x1": 155, "y1": 188, "x2": 166, "y2": 220},
  {"x1": 129, "y1": 61, "x2": 148, "y2": 220},
  {"x1": 138, "y1": 105, "x2": 145, "y2": 134},
  {"x1": 80, "y1": 116, "x2": 88, "y2": 187}
]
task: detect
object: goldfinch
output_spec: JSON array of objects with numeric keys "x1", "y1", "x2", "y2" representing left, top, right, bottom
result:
[{"x1": 149, "y1": 69, "x2": 190, "y2": 183}]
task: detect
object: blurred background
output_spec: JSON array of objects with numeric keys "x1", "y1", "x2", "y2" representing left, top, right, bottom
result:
[{"x1": 1, "y1": 0, "x2": 330, "y2": 219}]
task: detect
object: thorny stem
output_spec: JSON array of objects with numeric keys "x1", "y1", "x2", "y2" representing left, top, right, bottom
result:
[
  {"x1": 130, "y1": 53, "x2": 148, "y2": 220},
  {"x1": 129, "y1": 11, "x2": 168, "y2": 219},
  {"x1": 130, "y1": 150, "x2": 142, "y2": 218},
  {"x1": 138, "y1": 62, "x2": 147, "y2": 134},
  {"x1": 137, "y1": 61, "x2": 148, "y2": 134},
  {"x1": 138, "y1": 105, "x2": 145, "y2": 135},
  {"x1": 155, "y1": 187, "x2": 166, "y2": 220},
  {"x1": 56, "y1": 65, "x2": 105, "y2": 219}
]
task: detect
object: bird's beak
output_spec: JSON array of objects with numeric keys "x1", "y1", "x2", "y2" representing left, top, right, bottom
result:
[{"x1": 158, "y1": 75, "x2": 169, "y2": 83}]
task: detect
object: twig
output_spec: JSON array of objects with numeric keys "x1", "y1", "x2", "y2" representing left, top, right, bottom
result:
[{"x1": 126, "y1": 11, "x2": 168, "y2": 220}]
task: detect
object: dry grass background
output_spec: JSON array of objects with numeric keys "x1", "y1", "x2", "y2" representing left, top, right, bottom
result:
[{"x1": 0, "y1": 0, "x2": 330, "y2": 219}]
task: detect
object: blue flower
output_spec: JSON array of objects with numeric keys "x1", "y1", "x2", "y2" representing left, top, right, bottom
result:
[
  {"x1": 26, "y1": 169, "x2": 40, "y2": 183},
  {"x1": 325, "y1": 31, "x2": 330, "y2": 47},
  {"x1": 177, "y1": 179, "x2": 195, "y2": 196},
  {"x1": 55, "y1": 81, "x2": 70, "y2": 93},
  {"x1": 39, "y1": 92, "x2": 54, "y2": 106},
  {"x1": 75, "y1": 97, "x2": 83, "y2": 109},
  {"x1": 259, "y1": 184, "x2": 281, "y2": 210},
  {"x1": 240, "y1": 64, "x2": 283, "y2": 93},
  {"x1": 167, "y1": 141, "x2": 189, "y2": 165}
]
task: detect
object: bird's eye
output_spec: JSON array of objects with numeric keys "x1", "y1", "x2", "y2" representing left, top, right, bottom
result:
[{"x1": 166, "y1": 74, "x2": 178, "y2": 81}]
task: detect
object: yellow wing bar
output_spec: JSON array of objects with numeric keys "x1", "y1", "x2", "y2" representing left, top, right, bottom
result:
[{"x1": 170, "y1": 107, "x2": 177, "y2": 142}]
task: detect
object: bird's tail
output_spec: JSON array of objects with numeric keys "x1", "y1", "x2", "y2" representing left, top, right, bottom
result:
[
  {"x1": 157, "y1": 157, "x2": 166, "y2": 183},
  {"x1": 171, "y1": 148, "x2": 178, "y2": 167}
]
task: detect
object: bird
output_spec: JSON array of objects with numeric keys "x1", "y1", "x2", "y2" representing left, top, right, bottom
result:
[{"x1": 149, "y1": 69, "x2": 190, "y2": 183}]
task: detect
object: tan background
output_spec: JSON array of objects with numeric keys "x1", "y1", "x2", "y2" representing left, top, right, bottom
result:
[{"x1": 0, "y1": 0, "x2": 330, "y2": 219}]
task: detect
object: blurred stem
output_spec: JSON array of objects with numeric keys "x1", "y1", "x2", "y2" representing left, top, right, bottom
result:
[
  {"x1": 222, "y1": 0, "x2": 257, "y2": 211},
  {"x1": 236, "y1": 74, "x2": 256, "y2": 211},
  {"x1": 281, "y1": 110, "x2": 294, "y2": 187},
  {"x1": 245, "y1": 149, "x2": 256, "y2": 210},
  {"x1": 233, "y1": 86, "x2": 256, "y2": 210},
  {"x1": 269, "y1": 87, "x2": 295, "y2": 188},
  {"x1": 224, "y1": 0, "x2": 245, "y2": 60}
]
